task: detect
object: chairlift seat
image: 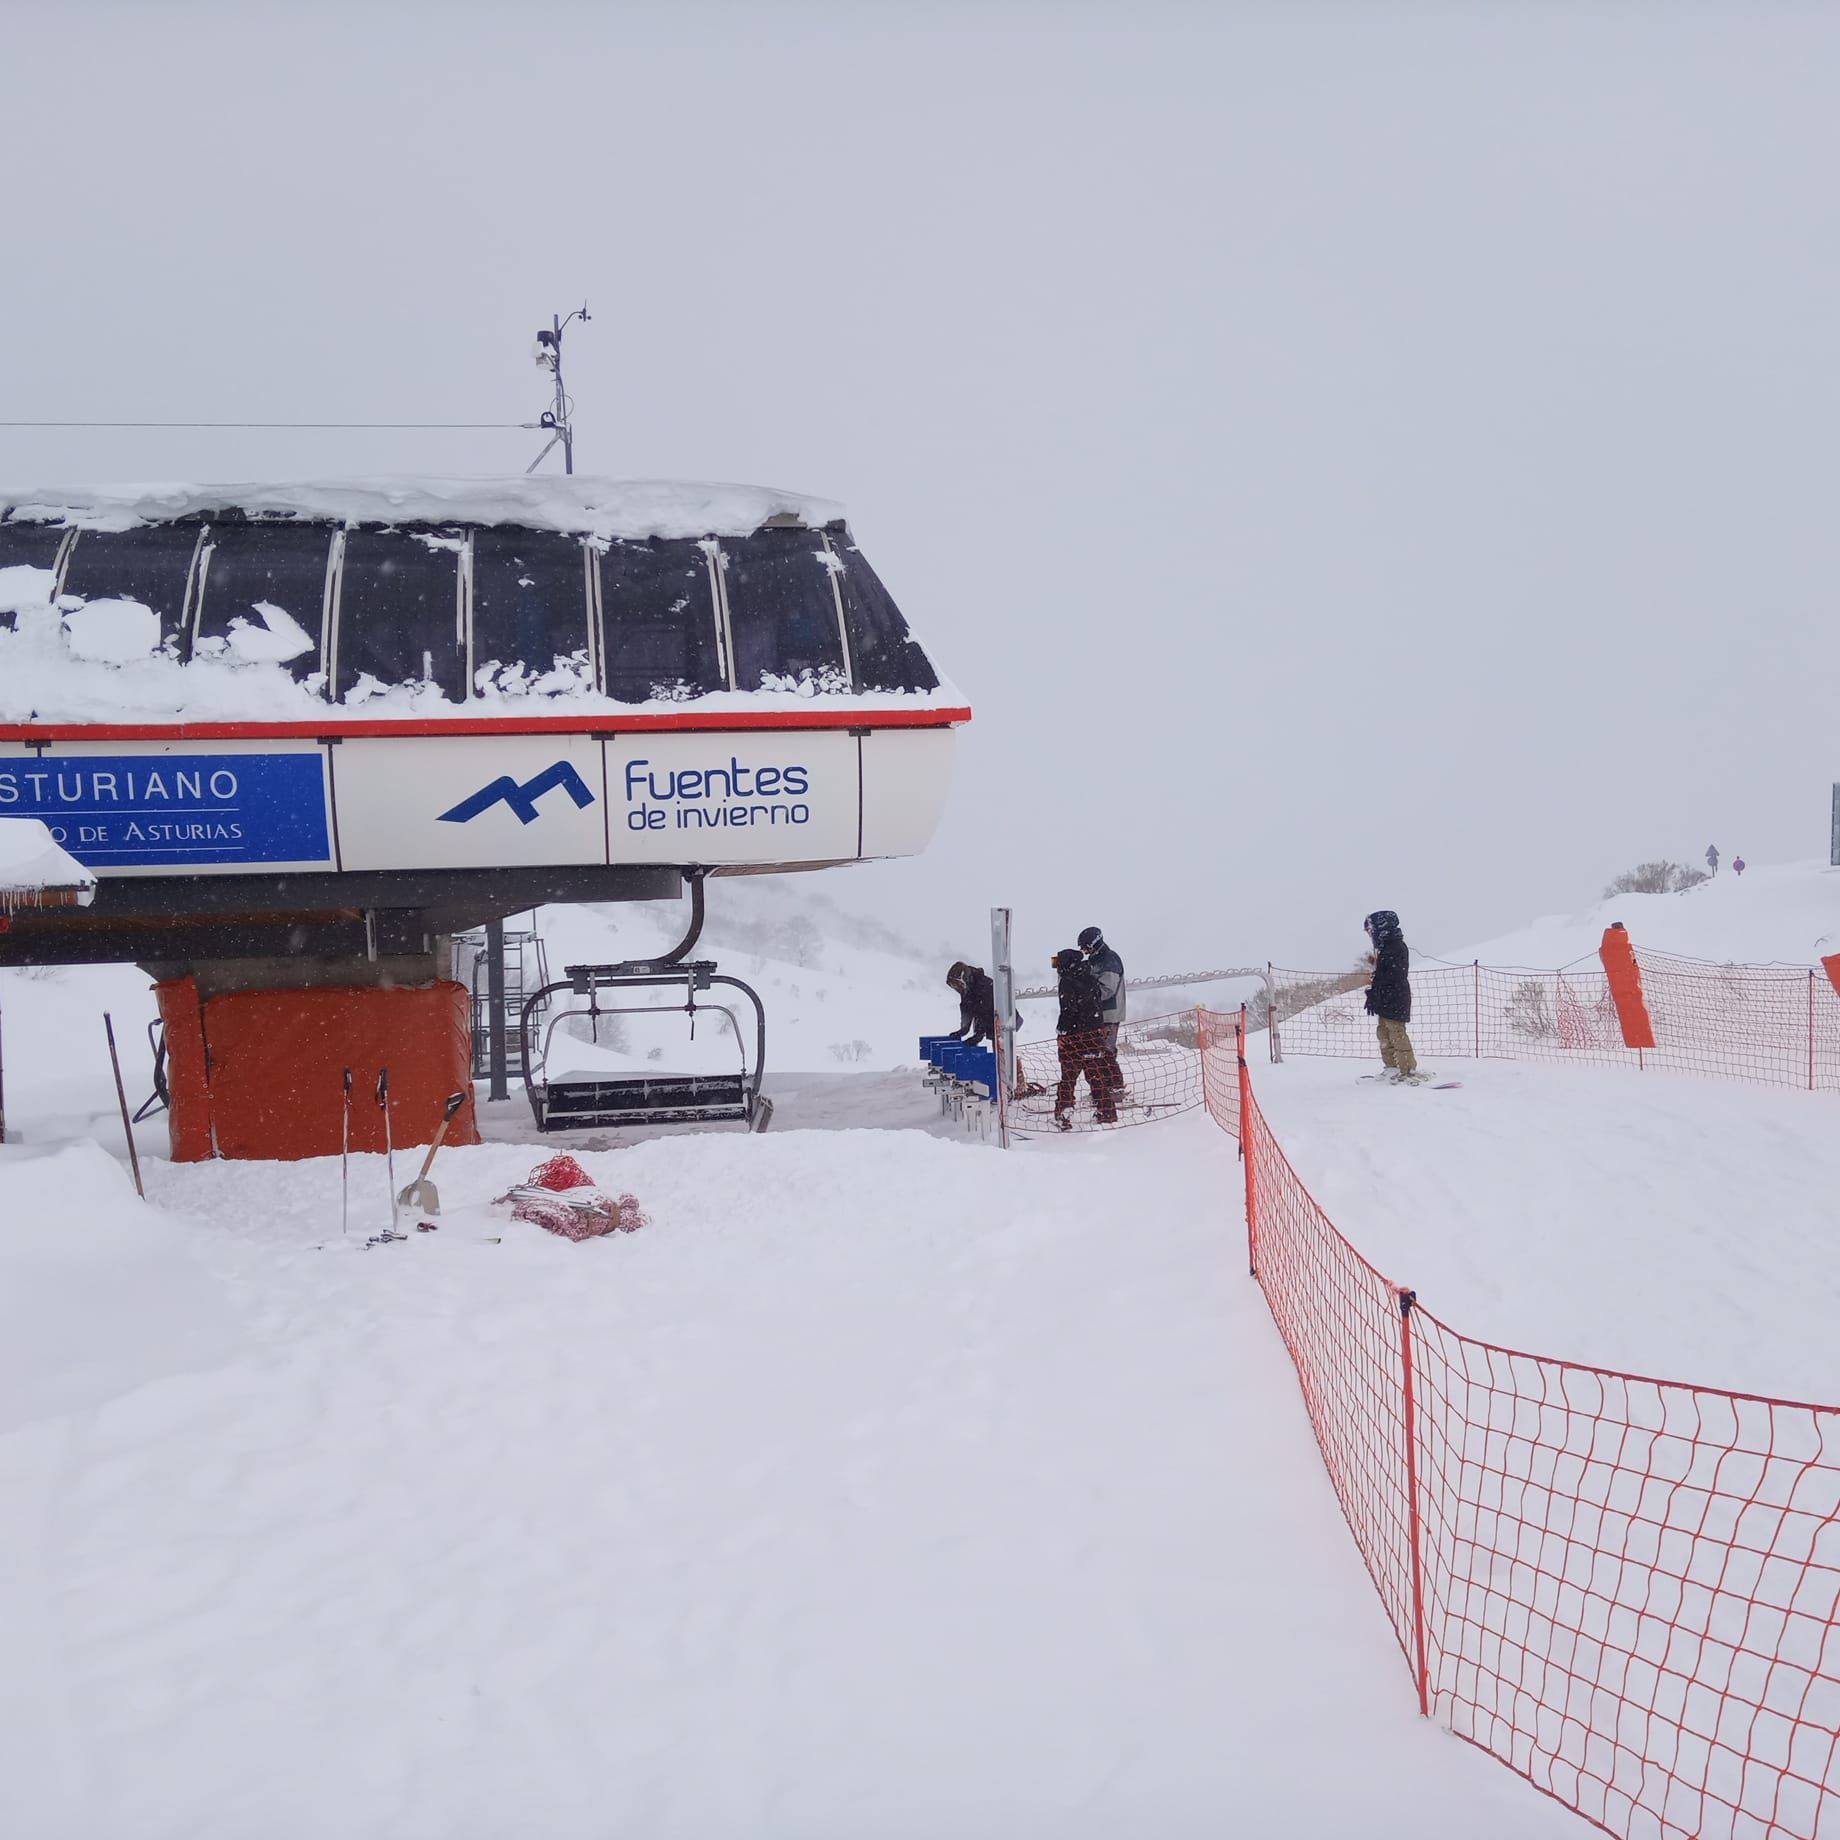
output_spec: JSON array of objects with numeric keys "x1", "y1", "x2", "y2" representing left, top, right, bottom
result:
[
  {"x1": 543, "y1": 1071, "x2": 752, "y2": 1129},
  {"x1": 521, "y1": 958, "x2": 768, "y2": 1134}
]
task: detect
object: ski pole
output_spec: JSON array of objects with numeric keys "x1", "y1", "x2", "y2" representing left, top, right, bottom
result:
[
  {"x1": 341, "y1": 1066, "x2": 353, "y2": 1237},
  {"x1": 104, "y1": 1013, "x2": 145, "y2": 1199},
  {"x1": 376, "y1": 1068, "x2": 397, "y2": 1234}
]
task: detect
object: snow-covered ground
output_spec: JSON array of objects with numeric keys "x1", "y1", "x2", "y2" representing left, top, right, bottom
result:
[
  {"x1": 1252, "y1": 1055, "x2": 1840, "y2": 1404},
  {"x1": 9, "y1": 857, "x2": 1840, "y2": 1835},
  {"x1": 0, "y1": 1118, "x2": 1576, "y2": 1839},
  {"x1": 1453, "y1": 856, "x2": 1840, "y2": 969}
]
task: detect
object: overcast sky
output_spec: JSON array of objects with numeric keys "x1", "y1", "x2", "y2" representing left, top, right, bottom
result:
[{"x1": 7, "y1": 1, "x2": 1837, "y2": 977}]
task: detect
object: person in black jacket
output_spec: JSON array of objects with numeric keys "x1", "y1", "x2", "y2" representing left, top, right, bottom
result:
[
  {"x1": 1078, "y1": 925, "x2": 1126, "y2": 1100},
  {"x1": 1362, "y1": 910, "x2": 1420, "y2": 1081},
  {"x1": 945, "y1": 961, "x2": 996, "y2": 1046},
  {"x1": 1051, "y1": 947, "x2": 1115, "y2": 1128}
]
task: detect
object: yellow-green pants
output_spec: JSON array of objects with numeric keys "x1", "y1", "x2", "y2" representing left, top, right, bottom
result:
[{"x1": 1376, "y1": 1017, "x2": 1417, "y2": 1075}]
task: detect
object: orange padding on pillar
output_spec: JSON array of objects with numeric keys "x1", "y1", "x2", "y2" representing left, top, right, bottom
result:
[
  {"x1": 163, "y1": 980, "x2": 479, "y2": 1163},
  {"x1": 154, "y1": 977, "x2": 215, "y2": 1163},
  {"x1": 1823, "y1": 955, "x2": 1840, "y2": 1001},
  {"x1": 1598, "y1": 925, "x2": 1656, "y2": 1052}
]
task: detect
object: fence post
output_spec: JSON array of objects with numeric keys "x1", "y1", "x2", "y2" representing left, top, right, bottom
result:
[
  {"x1": 1397, "y1": 1287, "x2": 1432, "y2": 1718},
  {"x1": 990, "y1": 907, "x2": 1014, "y2": 1149},
  {"x1": 1266, "y1": 962, "x2": 1281, "y2": 1063},
  {"x1": 1238, "y1": 1006, "x2": 1258, "y2": 1277},
  {"x1": 1809, "y1": 971, "x2": 1817, "y2": 1093},
  {"x1": 1472, "y1": 960, "x2": 1481, "y2": 1058}
]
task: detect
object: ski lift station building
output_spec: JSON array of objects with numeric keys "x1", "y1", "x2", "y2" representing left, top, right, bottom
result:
[{"x1": 0, "y1": 477, "x2": 967, "y2": 1159}]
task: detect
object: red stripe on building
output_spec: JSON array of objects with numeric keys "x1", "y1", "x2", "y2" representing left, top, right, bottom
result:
[{"x1": 0, "y1": 705, "x2": 972, "y2": 743}]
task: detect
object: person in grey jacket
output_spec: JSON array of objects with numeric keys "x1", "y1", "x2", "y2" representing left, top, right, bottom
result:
[{"x1": 1079, "y1": 925, "x2": 1125, "y2": 1103}]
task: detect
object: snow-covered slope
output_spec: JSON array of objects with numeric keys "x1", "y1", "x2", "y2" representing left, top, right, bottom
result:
[
  {"x1": 1255, "y1": 1057, "x2": 1840, "y2": 1402},
  {"x1": 0, "y1": 961, "x2": 162, "y2": 1146},
  {"x1": 0, "y1": 1140, "x2": 239, "y2": 1435},
  {"x1": 0, "y1": 1122, "x2": 1574, "y2": 1839},
  {"x1": 9, "y1": 860, "x2": 1840, "y2": 1836},
  {"x1": 1453, "y1": 857, "x2": 1840, "y2": 968}
]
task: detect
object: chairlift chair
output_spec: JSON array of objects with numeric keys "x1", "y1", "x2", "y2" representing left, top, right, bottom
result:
[{"x1": 520, "y1": 959, "x2": 771, "y2": 1134}]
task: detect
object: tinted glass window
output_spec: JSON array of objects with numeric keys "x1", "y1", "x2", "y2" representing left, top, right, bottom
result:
[
  {"x1": 831, "y1": 534, "x2": 939, "y2": 692},
  {"x1": 0, "y1": 519, "x2": 66, "y2": 632},
  {"x1": 335, "y1": 527, "x2": 465, "y2": 702},
  {"x1": 195, "y1": 522, "x2": 333, "y2": 681},
  {"x1": 470, "y1": 528, "x2": 591, "y2": 695},
  {"x1": 599, "y1": 538, "x2": 724, "y2": 702},
  {"x1": 62, "y1": 524, "x2": 203, "y2": 656},
  {"x1": 719, "y1": 531, "x2": 848, "y2": 692}
]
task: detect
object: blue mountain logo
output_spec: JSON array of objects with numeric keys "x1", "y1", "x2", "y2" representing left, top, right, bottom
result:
[{"x1": 438, "y1": 761, "x2": 596, "y2": 826}]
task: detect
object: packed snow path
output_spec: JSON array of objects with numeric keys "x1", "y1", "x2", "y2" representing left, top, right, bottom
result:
[{"x1": 0, "y1": 1124, "x2": 1573, "y2": 1838}]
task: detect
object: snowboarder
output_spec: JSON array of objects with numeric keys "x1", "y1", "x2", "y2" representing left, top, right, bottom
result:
[
  {"x1": 1078, "y1": 925, "x2": 1125, "y2": 1101},
  {"x1": 1363, "y1": 910, "x2": 1422, "y2": 1083},
  {"x1": 1051, "y1": 948, "x2": 1114, "y2": 1129},
  {"x1": 1733, "y1": 855, "x2": 1746, "y2": 876},
  {"x1": 1706, "y1": 844, "x2": 1720, "y2": 876},
  {"x1": 945, "y1": 961, "x2": 997, "y2": 1046}
]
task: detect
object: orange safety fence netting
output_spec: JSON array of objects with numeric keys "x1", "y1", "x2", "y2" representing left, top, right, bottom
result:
[
  {"x1": 1196, "y1": 1004, "x2": 1242, "y2": 1140},
  {"x1": 1271, "y1": 961, "x2": 1640, "y2": 1071},
  {"x1": 1196, "y1": 1006, "x2": 1840, "y2": 1840},
  {"x1": 1411, "y1": 1307, "x2": 1840, "y2": 1840},
  {"x1": 1240, "y1": 1089, "x2": 1422, "y2": 1666},
  {"x1": 1270, "y1": 951, "x2": 1840, "y2": 1094},
  {"x1": 1007, "y1": 1011, "x2": 1205, "y2": 1133}
]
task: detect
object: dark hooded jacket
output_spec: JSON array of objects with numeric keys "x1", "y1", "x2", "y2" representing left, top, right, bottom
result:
[
  {"x1": 946, "y1": 962, "x2": 997, "y2": 1044},
  {"x1": 1079, "y1": 930, "x2": 1126, "y2": 1027},
  {"x1": 1053, "y1": 952, "x2": 1105, "y2": 1036},
  {"x1": 1363, "y1": 911, "x2": 1411, "y2": 1023}
]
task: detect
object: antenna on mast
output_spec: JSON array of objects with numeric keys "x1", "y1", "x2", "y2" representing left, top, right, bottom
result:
[{"x1": 526, "y1": 303, "x2": 590, "y2": 475}]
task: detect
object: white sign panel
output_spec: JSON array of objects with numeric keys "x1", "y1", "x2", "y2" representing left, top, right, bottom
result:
[
  {"x1": 334, "y1": 736, "x2": 607, "y2": 872},
  {"x1": 604, "y1": 734, "x2": 858, "y2": 865},
  {"x1": 858, "y1": 729, "x2": 955, "y2": 861},
  {"x1": 0, "y1": 724, "x2": 948, "y2": 878}
]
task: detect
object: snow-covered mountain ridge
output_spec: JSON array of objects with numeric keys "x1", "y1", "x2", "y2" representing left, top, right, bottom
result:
[{"x1": 1447, "y1": 857, "x2": 1840, "y2": 970}]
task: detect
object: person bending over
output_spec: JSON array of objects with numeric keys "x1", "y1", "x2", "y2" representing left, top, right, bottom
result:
[{"x1": 945, "y1": 961, "x2": 996, "y2": 1047}]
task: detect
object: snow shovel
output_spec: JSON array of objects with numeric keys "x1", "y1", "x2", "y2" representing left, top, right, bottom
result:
[{"x1": 396, "y1": 1090, "x2": 467, "y2": 1217}]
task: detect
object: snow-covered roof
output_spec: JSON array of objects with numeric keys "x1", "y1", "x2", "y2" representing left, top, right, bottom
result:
[
  {"x1": 0, "y1": 476, "x2": 847, "y2": 540},
  {"x1": 0, "y1": 818, "x2": 97, "y2": 910}
]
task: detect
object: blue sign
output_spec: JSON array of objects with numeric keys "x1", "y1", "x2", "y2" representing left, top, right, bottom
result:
[{"x1": 0, "y1": 753, "x2": 331, "y2": 867}]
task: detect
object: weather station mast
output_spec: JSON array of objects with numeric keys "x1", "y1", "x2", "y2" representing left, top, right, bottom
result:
[
  {"x1": 526, "y1": 304, "x2": 590, "y2": 475},
  {"x1": 481, "y1": 305, "x2": 592, "y2": 1102}
]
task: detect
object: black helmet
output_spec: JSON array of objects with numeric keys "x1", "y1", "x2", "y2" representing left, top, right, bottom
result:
[
  {"x1": 1363, "y1": 910, "x2": 1400, "y2": 942},
  {"x1": 1077, "y1": 926, "x2": 1104, "y2": 952},
  {"x1": 1052, "y1": 947, "x2": 1083, "y2": 973}
]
